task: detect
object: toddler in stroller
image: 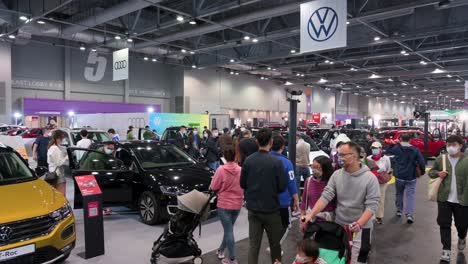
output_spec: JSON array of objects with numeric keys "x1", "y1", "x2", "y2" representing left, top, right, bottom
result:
[
  {"x1": 302, "y1": 221, "x2": 352, "y2": 264},
  {"x1": 150, "y1": 190, "x2": 214, "y2": 264}
]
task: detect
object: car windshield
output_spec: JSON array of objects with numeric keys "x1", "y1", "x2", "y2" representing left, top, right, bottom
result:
[
  {"x1": 132, "y1": 145, "x2": 196, "y2": 169},
  {"x1": 71, "y1": 131, "x2": 111, "y2": 145},
  {"x1": 0, "y1": 151, "x2": 35, "y2": 185}
]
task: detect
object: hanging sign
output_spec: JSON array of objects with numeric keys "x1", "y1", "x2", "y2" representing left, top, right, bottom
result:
[
  {"x1": 300, "y1": 0, "x2": 347, "y2": 53},
  {"x1": 112, "y1": 48, "x2": 129, "y2": 81}
]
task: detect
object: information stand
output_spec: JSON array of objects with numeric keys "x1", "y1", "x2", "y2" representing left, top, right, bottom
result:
[{"x1": 75, "y1": 175, "x2": 105, "y2": 259}]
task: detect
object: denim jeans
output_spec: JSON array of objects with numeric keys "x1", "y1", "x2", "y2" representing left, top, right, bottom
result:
[
  {"x1": 295, "y1": 166, "x2": 311, "y2": 196},
  {"x1": 208, "y1": 161, "x2": 220, "y2": 171},
  {"x1": 217, "y1": 208, "x2": 240, "y2": 260},
  {"x1": 395, "y1": 179, "x2": 417, "y2": 215}
]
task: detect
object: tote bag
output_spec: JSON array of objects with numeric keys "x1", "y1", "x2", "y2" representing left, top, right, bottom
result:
[{"x1": 428, "y1": 155, "x2": 445, "y2": 202}]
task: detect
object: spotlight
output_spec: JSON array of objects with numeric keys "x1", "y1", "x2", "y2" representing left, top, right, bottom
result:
[
  {"x1": 189, "y1": 20, "x2": 197, "y2": 25},
  {"x1": 432, "y1": 68, "x2": 446, "y2": 74},
  {"x1": 152, "y1": 58, "x2": 157, "y2": 62},
  {"x1": 230, "y1": 71, "x2": 234, "y2": 75},
  {"x1": 19, "y1": 15, "x2": 28, "y2": 21},
  {"x1": 235, "y1": 72, "x2": 239, "y2": 75},
  {"x1": 252, "y1": 38, "x2": 258, "y2": 43},
  {"x1": 290, "y1": 49, "x2": 296, "y2": 54},
  {"x1": 181, "y1": 49, "x2": 187, "y2": 53},
  {"x1": 144, "y1": 57, "x2": 149, "y2": 61},
  {"x1": 147, "y1": 107, "x2": 154, "y2": 113},
  {"x1": 192, "y1": 65, "x2": 197, "y2": 69},
  {"x1": 127, "y1": 38, "x2": 133, "y2": 42},
  {"x1": 388, "y1": 78, "x2": 394, "y2": 82},
  {"x1": 420, "y1": 60, "x2": 427, "y2": 65},
  {"x1": 230, "y1": 59, "x2": 235, "y2": 63},
  {"x1": 267, "y1": 67, "x2": 272, "y2": 70},
  {"x1": 189, "y1": 51, "x2": 195, "y2": 55},
  {"x1": 400, "y1": 50, "x2": 407, "y2": 54},
  {"x1": 79, "y1": 46, "x2": 86, "y2": 51},
  {"x1": 447, "y1": 74, "x2": 453, "y2": 78},
  {"x1": 114, "y1": 35, "x2": 121, "y2": 40},
  {"x1": 374, "y1": 36, "x2": 381, "y2": 41},
  {"x1": 176, "y1": 16, "x2": 184, "y2": 22},
  {"x1": 91, "y1": 48, "x2": 97, "y2": 52},
  {"x1": 346, "y1": 21, "x2": 350, "y2": 25},
  {"x1": 8, "y1": 35, "x2": 15, "y2": 39},
  {"x1": 243, "y1": 36, "x2": 251, "y2": 41},
  {"x1": 325, "y1": 60, "x2": 330, "y2": 64},
  {"x1": 36, "y1": 20, "x2": 45, "y2": 24}
]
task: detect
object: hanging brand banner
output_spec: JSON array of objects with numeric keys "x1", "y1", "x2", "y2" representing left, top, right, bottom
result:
[
  {"x1": 300, "y1": 0, "x2": 347, "y2": 54},
  {"x1": 112, "y1": 48, "x2": 129, "y2": 81}
]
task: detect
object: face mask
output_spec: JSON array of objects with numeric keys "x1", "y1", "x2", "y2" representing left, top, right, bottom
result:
[
  {"x1": 104, "y1": 148, "x2": 113, "y2": 155},
  {"x1": 213, "y1": 132, "x2": 219, "y2": 137},
  {"x1": 447, "y1": 146, "x2": 460, "y2": 155},
  {"x1": 203, "y1": 133, "x2": 208, "y2": 138},
  {"x1": 372, "y1": 149, "x2": 381, "y2": 156},
  {"x1": 338, "y1": 159, "x2": 345, "y2": 167},
  {"x1": 295, "y1": 255, "x2": 308, "y2": 264}
]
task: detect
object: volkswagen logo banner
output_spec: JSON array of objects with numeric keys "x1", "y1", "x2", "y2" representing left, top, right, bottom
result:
[
  {"x1": 0, "y1": 226, "x2": 13, "y2": 242},
  {"x1": 113, "y1": 48, "x2": 129, "y2": 81},
  {"x1": 300, "y1": 0, "x2": 347, "y2": 53}
]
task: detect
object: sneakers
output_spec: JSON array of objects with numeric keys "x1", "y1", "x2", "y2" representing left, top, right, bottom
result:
[
  {"x1": 406, "y1": 215, "x2": 414, "y2": 224},
  {"x1": 440, "y1": 250, "x2": 451, "y2": 262},
  {"x1": 266, "y1": 247, "x2": 284, "y2": 256},
  {"x1": 396, "y1": 210, "x2": 402, "y2": 217},
  {"x1": 459, "y1": 238, "x2": 467, "y2": 251},
  {"x1": 221, "y1": 258, "x2": 238, "y2": 264},
  {"x1": 376, "y1": 218, "x2": 383, "y2": 225},
  {"x1": 217, "y1": 250, "x2": 225, "y2": 259}
]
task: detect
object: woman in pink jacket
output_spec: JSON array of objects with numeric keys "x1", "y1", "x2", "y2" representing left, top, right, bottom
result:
[{"x1": 210, "y1": 146, "x2": 244, "y2": 264}]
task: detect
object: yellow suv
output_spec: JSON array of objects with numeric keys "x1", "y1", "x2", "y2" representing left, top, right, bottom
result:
[{"x1": 0, "y1": 144, "x2": 75, "y2": 263}]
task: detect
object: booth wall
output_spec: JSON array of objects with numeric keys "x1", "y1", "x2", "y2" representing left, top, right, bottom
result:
[
  {"x1": 75, "y1": 113, "x2": 149, "y2": 139},
  {"x1": 184, "y1": 68, "x2": 335, "y2": 116},
  {"x1": 11, "y1": 42, "x2": 183, "y2": 114},
  {"x1": 368, "y1": 98, "x2": 415, "y2": 119}
]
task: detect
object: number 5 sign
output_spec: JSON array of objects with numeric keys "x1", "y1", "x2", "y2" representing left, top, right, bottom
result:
[{"x1": 84, "y1": 51, "x2": 107, "y2": 82}]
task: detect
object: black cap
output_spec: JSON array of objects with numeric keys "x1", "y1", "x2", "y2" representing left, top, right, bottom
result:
[
  {"x1": 223, "y1": 127, "x2": 229, "y2": 133},
  {"x1": 129, "y1": 125, "x2": 134, "y2": 129}
]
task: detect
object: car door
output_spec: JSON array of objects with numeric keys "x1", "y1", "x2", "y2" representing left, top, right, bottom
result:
[{"x1": 67, "y1": 147, "x2": 134, "y2": 208}]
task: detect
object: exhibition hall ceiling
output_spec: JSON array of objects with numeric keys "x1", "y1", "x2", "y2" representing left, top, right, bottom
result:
[{"x1": 1, "y1": 0, "x2": 467, "y2": 109}]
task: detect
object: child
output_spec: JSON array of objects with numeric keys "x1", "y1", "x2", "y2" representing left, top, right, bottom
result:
[{"x1": 274, "y1": 239, "x2": 327, "y2": 264}]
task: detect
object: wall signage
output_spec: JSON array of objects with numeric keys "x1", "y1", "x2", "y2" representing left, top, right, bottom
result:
[
  {"x1": 112, "y1": 48, "x2": 129, "y2": 81},
  {"x1": 84, "y1": 52, "x2": 107, "y2": 82},
  {"x1": 12, "y1": 79, "x2": 64, "y2": 90},
  {"x1": 300, "y1": 0, "x2": 347, "y2": 53}
]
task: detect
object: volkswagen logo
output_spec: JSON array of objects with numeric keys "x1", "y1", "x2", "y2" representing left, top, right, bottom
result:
[
  {"x1": 0, "y1": 226, "x2": 13, "y2": 242},
  {"x1": 307, "y1": 7, "x2": 339, "y2": 42},
  {"x1": 114, "y1": 60, "x2": 127, "y2": 70}
]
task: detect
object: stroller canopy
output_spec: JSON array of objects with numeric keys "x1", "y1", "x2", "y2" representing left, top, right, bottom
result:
[{"x1": 177, "y1": 190, "x2": 210, "y2": 214}]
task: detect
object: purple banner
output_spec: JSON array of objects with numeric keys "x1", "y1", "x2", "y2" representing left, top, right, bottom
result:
[
  {"x1": 23, "y1": 98, "x2": 161, "y2": 116},
  {"x1": 336, "y1": 114, "x2": 360, "y2": 120}
]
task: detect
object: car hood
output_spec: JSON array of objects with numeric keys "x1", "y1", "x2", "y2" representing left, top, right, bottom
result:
[
  {"x1": 145, "y1": 163, "x2": 214, "y2": 191},
  {"x1": 0, "y1": 179, "x2": 68, "y2": 224}
]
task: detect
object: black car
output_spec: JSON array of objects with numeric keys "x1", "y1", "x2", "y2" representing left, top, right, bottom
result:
[
  {"x1": 319, "y1": 129, "x2": 370, "y2": 154},
  {"x1": 67, "y1": 141, "x2": 214, "y2": 225}
]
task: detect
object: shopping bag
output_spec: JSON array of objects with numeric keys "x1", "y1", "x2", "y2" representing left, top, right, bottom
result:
[{"x1": 428, "y1": 154, "x2": 445, "y2": 202}]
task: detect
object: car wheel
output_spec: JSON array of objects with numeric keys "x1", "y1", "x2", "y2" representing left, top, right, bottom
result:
[{"x1": 138, "y1": 191, "x2": 161, "y2": 225}]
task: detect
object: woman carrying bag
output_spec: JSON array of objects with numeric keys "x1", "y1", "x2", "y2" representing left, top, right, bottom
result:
[
  {"x1": 429, "y1": 135, "x2": 468, "y2": 263},
  {"x1": 368, "y1": 142, "x2": 392, "y2": 225},
  {"x1": 47, "y1": 130, "x2": 69, "y2": 196}
]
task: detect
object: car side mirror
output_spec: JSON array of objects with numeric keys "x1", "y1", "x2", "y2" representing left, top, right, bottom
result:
[{"x1": 35, "y1": 166, "x2": 48, "y2": 176}]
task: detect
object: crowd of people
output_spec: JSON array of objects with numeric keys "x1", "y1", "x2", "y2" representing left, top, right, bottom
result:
[{"x1": 28, "y1": 124, "x2": 468, "y2": 263}]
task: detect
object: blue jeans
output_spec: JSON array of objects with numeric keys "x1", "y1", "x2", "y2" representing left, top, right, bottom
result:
[
  {"x1": 395, "y1": 179, "x2": 417, "y2": 216},
  {"x1": 295, "y1": 166, "x2": 310, "y2": 196},
  {"x1": 218, "y1": 208, "x2": 240, "y2": 260},
  {"x1": 208, "y1": 161, "x2": 220, "y2": 171}
]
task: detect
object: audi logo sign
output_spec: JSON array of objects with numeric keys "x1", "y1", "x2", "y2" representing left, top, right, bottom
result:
[
  {"x1": 114, "y1": 60, "x2": 127, "y2": 70},
  {"x1": 113, "y1": 48, "x2": 129, "y2": 81}
]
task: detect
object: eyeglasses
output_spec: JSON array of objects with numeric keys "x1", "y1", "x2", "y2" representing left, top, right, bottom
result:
[{"x1": 337, "y1": 153, "x2": 355, "y2": 158}]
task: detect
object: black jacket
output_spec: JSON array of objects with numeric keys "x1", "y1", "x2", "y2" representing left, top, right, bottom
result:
[
  {"x1": 386, "y1": 143, "x2": 425, "y2": 181},
  {"x1": 175, "y1": 132, "x2": 187, "y2": 150},
  {"x1": 206, "y1": 137, "x2": 220, "y2": 162},
  {"x1": 239, "y1": 138, "x2": 259, "y2": 166},
  {"x1": 240, "y1": 150, "x2": 287, "y2": 213}
]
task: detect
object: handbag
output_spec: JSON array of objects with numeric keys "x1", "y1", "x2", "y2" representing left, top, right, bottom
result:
[
  {"x1": 43, "y1": 168, "x2": 58, "y2": 184},
  {"x1": 377, "y1": 171, "x2": 392, "y2": 184},
  {"x1": 415, "y1": 166, "x2": 423, "y2": 178},
  {"x1": 428, "y1": 154, "x2": 445, "y2": 202}
]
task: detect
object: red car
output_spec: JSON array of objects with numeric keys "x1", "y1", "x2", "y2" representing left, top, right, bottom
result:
[
  {"x1": 6, "y1": 127, "x2": 42, "y2": 138},
  {"x1": 380, "y1": 130, "x2": 446, "y2": 157}
]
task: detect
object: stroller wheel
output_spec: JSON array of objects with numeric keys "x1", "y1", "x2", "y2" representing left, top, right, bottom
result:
[{"x1": 193, "y1": 257, "x2": 203, "y2": 264}]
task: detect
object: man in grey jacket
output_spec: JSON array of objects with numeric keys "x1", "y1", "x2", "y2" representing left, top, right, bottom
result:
[{"x1": 301, "y1": 141, "x2": 380, "y2": 264}]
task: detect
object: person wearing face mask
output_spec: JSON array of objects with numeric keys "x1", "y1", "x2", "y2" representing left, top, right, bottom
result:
[
  {"x1": 386, "y1": 133, "x2": 426, "y2": 224},
  {"x1": 367, "y1": 142, "x2": 392, "y2": 225},
  {"x1": 301, "y1": 156, "x2": 336, "y2": 223},
  {"x1": 81, "y1": 142, "x2": 116, "y2": 171},
  {"x1": 429, "y1": 135, "x2": 468, "y2": 263},
  {"x1": 47, "y1": 130, "x2": 69, "y2": 195},
  {"x1": 301, "y1": 142, "x2": 380, "y2": 264},
  {"x1": 206, "y1": 128, "x2": 221, "y2": 170},
  {"x1": 176, "y1": 126, "x2": 189, "y2": 150},
  {"x1": 274, "y1": 239, "x2": 324, "y2": 264},
  {"x1": 331, "y1": 135, "x2": 351, "y2": 170},
  {"x1": 187, "y1": 128, "x2": 201, "y2": 158}
]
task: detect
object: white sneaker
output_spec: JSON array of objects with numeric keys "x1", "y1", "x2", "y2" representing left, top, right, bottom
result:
[
  {"x1": 265, "y1": 247, "x2": 283, "y2": 256},
  {"x1": 217, "y1": 250, "x2": 225, "y2": 259},
  {"x1": 459, "y1": 238, "x2": 466, "y2": 251},
  {"x1": 440, "y1": 250, "x2": 451, "y2": 262}
]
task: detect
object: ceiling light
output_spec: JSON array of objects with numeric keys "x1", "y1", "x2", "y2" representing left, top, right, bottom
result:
[
  {"x1": 244, "y1": 36, "x2": 251, "y2": 41},
  {"x1": 79, "y1": 46, "x2": 85, "y2": 51},
  {"x1": 403, "y1": 53, "x2": 409, "y2": 56},
  {"x1": 402, "y1": 82, "x2": 408, "y2": 86},
  {"x1": 260, "y1": 76, "x2": 265, "y2": 80},
  {"x1": 330, "y1": 61, "x2": 335, "y2": 65},
  {"x1": 402, "y1": 95, "x2": 406, "y2": 98},
  {"x1": 300, "y1": 74, "x2": 305, "y2": 77},
  {"x1": 189, "y1": 51, "x2": 195, "y2": 55},
  {"x1": 296, "y1": 73, "x2": 301, "y2": 76},
  {"x1": 439, "y1": 0, "x2": 451, "y2": 8},
  {"x1": 8, "y1": 35, "x2": 15, "y2": 39},
  {"x1": 423, "y1": 89, "x2": 428, "y2": 92},
  {"x1": 152, "y1": 58, "x2": 157, "y2": 62},
  {"x1": 432, "y1": 68, "x2": 446, "y2": 74},
  {"x1": 19, "y1": 15, "x2": 28, "y2": 21},
  {"x1": 272, "y1": 68, "x2": 277, "y2": 71},
  {"x1": 325, "y1": 60, "x2": 330, "y2": 64},
  {"x1": 264, "y1": 77, "x2": 269, "y2": 80},
  {"x1": 181, "y1": 49, "x2": 187, "y2": 53},
  {"x1": 374, "y1": 36, "x2": 381, "y2": 41},
  {"x1": 420, "y1": 60, "x2": 427, "y2": 65},
  {"x1": 456, "y1": 79, "x2": 462, "y2": 82},
  {"x1": 36, "y1": 20, "x2": 45, "y2": 24},
  {"x1": 127, "y1": 38, "x2": 133, "y2": 42},
  {"x1": 267, "y1": 67, "x2": 272, "y2": 70},
  {"x1": 354, "y1": 93, "x2": 359, "y2": 95},
  {"x1": 318, "y1": 78, "x2": 328, "y2": 84},
  {"x1": 189, "y1": 20, "x2": 197, "y2": 25},
  {"x1": 447, "y1": 74, "x2": 453, "y2": 78},
  {"x1": 235, "y1": 72, "x2": 240, "y2": 75},
  {"x1": 356, "y1": 85, "x2": 361, "y2": 88},
  {"x1": 388, "y1": 78, "x2": 394, "y2": 82},
  {"x1": 191, "y1": 65, "x2": 197, "y2": 69},
  {"x1": 176, "y1": 16, "x2": 184, "y2": 22},
  {"x1": 252, "y1": 38, "x2": 258, "y2": 43},
  {"x1": 346, "y1": 21, "x2": 350, "y2": 25},
  {"x1": 424, "y1": 100, "x2": 429, "y2": 103},
  {"x1": 393, "y1": 93, "x2": 398, "y2": 96},
  {"x1": 114, "y1": 35, "x2": 121, "y2": 40},
  {"x1": 369, "y1": 74, "x2": 380, "y2": 79},
  {"x1": 91, "y1": 48, "x2": 97, "y2": 52},
  {"x1": 285, "y1": 81, "x2": 293, "y2": 86},
  {"x1": 413, "y1": 85, "x2": 417, "y2": 89},
  {"x1": 400, "y1": 50, "x2": 407, "y2": 54},
  {"x1": 382, "y1": 91, "x2": 387, "y2": 94},
  {"x1": 432, "y1": 91, "x2": 436, "y2": 94},
  {"x1": 230, "y1": 71, "x2": 234, "y2": 75},
  {"x1": 290, "y1": 49, "x2": 296, "y2": 54},
  {"x1": 350, "y1": 67, "x2": 357, "y2": 71},
  {"x1": 144, "y1": 57, "x2": 148, "y2": 61}
]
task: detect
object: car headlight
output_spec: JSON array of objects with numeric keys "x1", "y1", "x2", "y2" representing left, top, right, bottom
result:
[
  {"x1": 49, "y1": 203, "x2": 72, "y2": 222},
  {"x1": 160, "y1": 186, "x2": 180, "y2": 196}
]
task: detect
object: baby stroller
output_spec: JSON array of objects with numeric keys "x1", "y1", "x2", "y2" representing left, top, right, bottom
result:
[
  {"x1": 304, "y1": 221, "x2": 352, "y2": 264},
  {"x1": 150, "y1": 190, "x2": 214, "y2": 264}
]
